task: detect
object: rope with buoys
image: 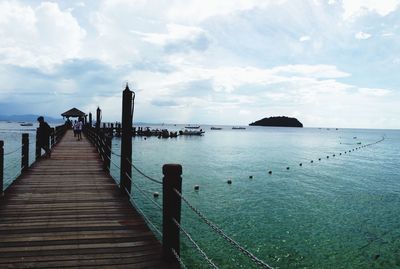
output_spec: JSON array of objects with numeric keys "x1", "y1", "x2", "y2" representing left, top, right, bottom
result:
[{"x1": 264, "y1": 136, "x2": 385, "y2": 176}]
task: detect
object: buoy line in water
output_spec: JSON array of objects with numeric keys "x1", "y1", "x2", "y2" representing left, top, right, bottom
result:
[
  {"x1": 222, "y1": 136, "x2": 385, "y2": 185},
  {"x1": 145, "y1": 136, "x2": 385, "y2": 190},
  {"x1": 263, "y1": 136, "x2": 385, "y2": 177}
]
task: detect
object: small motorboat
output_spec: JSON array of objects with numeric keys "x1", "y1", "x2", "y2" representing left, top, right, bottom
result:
[
  {"x1": 210, "y1": 127, "x2": 222, "y2": 130},
  {"x1": 20, "y1": 123, "x2": 33, "y2": 126},
  {"x1": 232, "y1": 126, "x2": 245, "y2": 130}
]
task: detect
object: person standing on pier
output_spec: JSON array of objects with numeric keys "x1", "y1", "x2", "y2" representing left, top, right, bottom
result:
[
  {"x1": 76, "y1": 118, "x2": 83, "y2": 141},
  {"x1": 37, "y1": 116, "x2": 52, "y2": 158}
]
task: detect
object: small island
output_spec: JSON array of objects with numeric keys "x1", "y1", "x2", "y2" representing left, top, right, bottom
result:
[{"x1": 249, "y1": 116, "x2": 303, "y2": 127}]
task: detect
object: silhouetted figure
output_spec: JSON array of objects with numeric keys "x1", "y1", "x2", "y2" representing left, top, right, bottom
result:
[{"x1": 37, "y1": 116, "x2": 52, "y2": 158}]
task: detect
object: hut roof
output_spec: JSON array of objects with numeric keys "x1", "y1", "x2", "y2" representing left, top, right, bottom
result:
[{"x1": 61, "y1": 108, "x2": 86, "y2": 117}]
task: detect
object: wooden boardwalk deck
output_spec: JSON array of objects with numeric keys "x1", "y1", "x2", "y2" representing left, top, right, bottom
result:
[{"x1": 0, "y1": 130, "x2": 171, "y2": 268}]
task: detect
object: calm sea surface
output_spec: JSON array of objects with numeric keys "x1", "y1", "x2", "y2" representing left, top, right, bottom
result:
[{"x1": 1, "y1": 122, "x2": 399, "y2": 268}]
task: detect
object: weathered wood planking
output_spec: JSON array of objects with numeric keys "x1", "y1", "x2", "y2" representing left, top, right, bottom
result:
[{"x1": 0, "y1": 130, "x2": 172, "y2": 268}]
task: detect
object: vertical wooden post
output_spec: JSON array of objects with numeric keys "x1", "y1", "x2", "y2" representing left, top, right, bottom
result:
[
  {"x1": 21, "y1": 134, "x2": 29, "y2": 172},
  {"x1": 0, "y1": 140, "x2": 4, "y2": 197},
  {"x1": 162, "y1": 164, "x2": 182, "y2": 263},
  {"x1": 50, "y1": 128, "x2": 55, "y2": 147},
  {"x1": 89, "y1": 112, "x2": 92, "y2": 128},
  {"x1": 96, "y1": 107, "x2": 101, "y2": 131},
  {"x1": 116, "y1": 123, "x2": 121, "y2": 136},
  {"x1": 55, "y1": 126, "x2": 59, "y2": 144},
  {"x1": 35, "y1": 128, "x2": 41, "y2": 161},
  {"x1": 120, "y1": 84, "x2": 133, "y2": 194},
  {"x1": 104, "y1": 134, "x2": 112, "y2": 173}
]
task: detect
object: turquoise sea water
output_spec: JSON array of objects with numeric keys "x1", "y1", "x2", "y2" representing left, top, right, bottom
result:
[
  {"x1": 2, "y1": 122, "x2": 399, "y2": 268},
  {"x1": 0, "y1": 122, "x2": 38, "y2": 189}
]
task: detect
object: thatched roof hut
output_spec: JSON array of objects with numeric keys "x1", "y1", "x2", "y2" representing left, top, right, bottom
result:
[{"x1": 61, "y1": 108, "x2": 86, "y2": 119}]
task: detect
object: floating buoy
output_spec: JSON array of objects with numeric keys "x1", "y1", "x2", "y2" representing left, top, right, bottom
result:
[
  {"x1": 249, "y1": 175, "x2": 253, "y2": 179},
  {"x1": 333, "y1": 154, "x2": 335, "y2": 157},
  {"x1": 339, "y1": 153, "x2": 342, "y2": 155},
  {"x1": 194, "y1": 185, "x2": 199, "y2": 191},
  {"x1": 299, "y1": 163, "x2": 302, "y2": 166},
  {"x1": 310, "y1": 160, "x2": 314, "y2": 163},
  {"x1": 227, "y1": 179, "x2": 232, "y2": 184},
  {"x1": 144, "y1": 137, "x2": 147, "y2": 140},
  {"x1": 268, "y1": 170, "x2": 272, "y2": 174},
  {"x1": 318, "y1": 158, "x2": 321, "y2": 161},
  {"x1": 286, "y1": 167, "x2": 290, "y2": 170},
  {"x1": 153, "y1": 192, "x2": 159, "y2": 198},
  {"x1": 327, "y1": 156, "x2": 329, "y2": 159}
]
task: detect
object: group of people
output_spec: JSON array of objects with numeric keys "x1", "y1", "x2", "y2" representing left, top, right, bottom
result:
[{"x1": 36, "y1": 116, "x2": 84, "y2": 159}]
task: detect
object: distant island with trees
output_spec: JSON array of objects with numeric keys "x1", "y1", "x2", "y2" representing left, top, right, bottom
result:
[{"x1": 249, "y1": 116, "x2": 303, "y2": 127}]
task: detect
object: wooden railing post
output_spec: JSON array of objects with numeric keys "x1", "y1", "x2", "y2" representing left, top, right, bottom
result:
[
  {"x1": 0, "y1": 140, "x2": 4, "y2": 197},
  {"x1": 104, "y1": 134, "x2": 112, "y2": 173},
  {"x1": 162, "y1": 164, "x2": 182, "y2": 263},
  {"x1": 89, "y1": 128, "x2": 94, "y2": 144},
  {"x1": 35, "y1": 128, "x2": 41, "y2": 161},
  {"x1": 96, "y1": 107, "x2": 101, "y2": 131},
  {"x1": 120, "y1": 84, "x2": 133, "y2": 194},
  {"x1": 89, "y1": 112, "x2": 92, "y2": 127},
  {"x1": 96, "y1": 131, "x2": 100, "y2": 153},
  {"x1": 50, "y1": 128, "x2": 55, "y2": 147},
  {"x1": 21, "y1": 134, "x2": 29, "y2": 172}
]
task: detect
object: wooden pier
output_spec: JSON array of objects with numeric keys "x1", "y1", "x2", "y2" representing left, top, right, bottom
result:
[{"x1": 0, "y1": 130, "x2": 172, "y2": 268}]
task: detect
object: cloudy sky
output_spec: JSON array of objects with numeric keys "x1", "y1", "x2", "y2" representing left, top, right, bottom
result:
[{"x1": 0, "y1": 0, "x2": 399, "y2": 128}]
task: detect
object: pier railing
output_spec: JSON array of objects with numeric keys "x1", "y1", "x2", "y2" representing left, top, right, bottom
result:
[
  {"x1": 1, "y1": 123, "x2": 67, "y2": 197},
  {"x1": 80, "y1": 85, "x2": 275, "y2": 269},
  {"x1": 84, "y1": 126, "x2": 112, "y2": 173}
]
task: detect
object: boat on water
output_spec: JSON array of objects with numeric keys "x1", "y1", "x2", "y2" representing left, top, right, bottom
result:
[
  {"x1": 179, "y1": 129, "x2": 204, "y2": 136},
  {"x1": 20, "y1": 123, "x2": 33, "y2": 126},
  {"x1": 185, "y1": 125, "x2": 200, "y2": 129},
  {"x1": 211, "y1": 127, "x2": 222, "y2": 130},
  {"x1": 232, "y1": 126, "x2": 246, "y2": 130}
]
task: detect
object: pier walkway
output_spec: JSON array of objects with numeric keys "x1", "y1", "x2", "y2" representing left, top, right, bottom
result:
[{"x1": 0, "y1": 130, "x2": 170, "y2": 268}]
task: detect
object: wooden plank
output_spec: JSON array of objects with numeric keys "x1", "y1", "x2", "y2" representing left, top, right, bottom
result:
[{"x1": 0, "y1": 130, "x2": 171, "y2": 268}]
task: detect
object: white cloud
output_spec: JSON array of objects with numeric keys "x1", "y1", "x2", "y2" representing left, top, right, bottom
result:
[
  {"x1": 0, "y1": 1, "x2": 86, "y2": 70},
  {"x1": 132, "y1": 23, "x2": 208, "y2": 49},
  {"x1": 271, "y1": 65, "x2": 350, "y2": 78},
  {"x1": 358, "y1": 88, "x2": 391, "y2": 96},
  {"x1": 343, "y1": 0, "x2": 400, "y2": 19},
  {"x1": 167, "y1": 0, "x2": 273, "y2": 23},
  {"x1": 355, "y1": 31, "x2": 372, "y2": 40},
  {"x1": 299, "y1": 35, "x2": 311, "y2": 42},
  {"x1": 382, "y1": 32, "x2": 395, "y2": 37}
]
